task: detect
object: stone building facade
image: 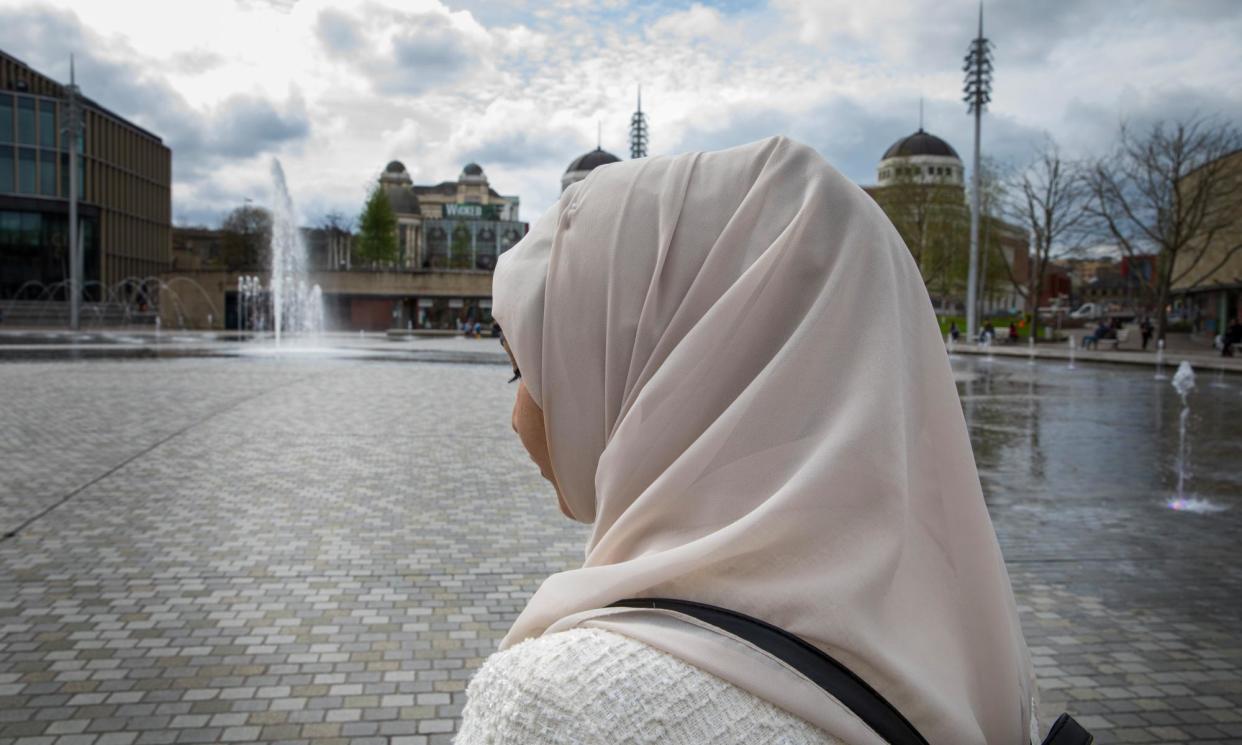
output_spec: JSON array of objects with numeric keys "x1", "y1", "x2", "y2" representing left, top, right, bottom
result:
[
  {"x1": 864, "y1": 127, "x2": 1027, "y2": 316},
  {"x1": 162, "y1": 162, "x2": 528, "y2": 332}
]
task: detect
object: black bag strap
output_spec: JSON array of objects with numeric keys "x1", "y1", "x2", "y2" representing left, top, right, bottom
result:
[
  {"x1": 609, "y1": 597, "x2": 1092, "y2": 745},
  {"x1": 1041, "y1": 713, "x2": 1093, "y2": 745},
  {"x1": 609, "y1": 597, "x2": 929, "y2": 745}
]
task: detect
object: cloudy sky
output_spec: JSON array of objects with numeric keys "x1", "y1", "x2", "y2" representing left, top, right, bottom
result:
[{"x1": 1, "y1": 0, "x2": 1239, "y2": 228}]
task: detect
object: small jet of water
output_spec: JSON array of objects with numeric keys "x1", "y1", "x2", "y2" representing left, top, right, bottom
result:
[
  {"x1": 1171, "y1": 361, "x2": 1196, "y2": 501},
  {"x1": 1166, "y1": 497, "x2": 1228, "y2": 514},
  {"x1": 1172, "y1": 360, "x2": 1195, "y2": 397}
]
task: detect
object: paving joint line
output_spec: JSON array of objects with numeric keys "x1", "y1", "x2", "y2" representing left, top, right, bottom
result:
[{"x1": 0, "y1": 371, "x2": 332, "y2": 543}]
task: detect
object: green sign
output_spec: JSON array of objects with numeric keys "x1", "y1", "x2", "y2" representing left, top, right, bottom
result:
[{"x1": 444, "y1": 203, "x2": 502, "y2": 220}]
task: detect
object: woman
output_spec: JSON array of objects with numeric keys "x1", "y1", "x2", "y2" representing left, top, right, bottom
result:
[{"x1": 458, "y1": 137, "x2": 1036, "y2": 744}]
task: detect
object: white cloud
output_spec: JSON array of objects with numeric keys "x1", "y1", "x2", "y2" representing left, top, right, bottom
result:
[{"x1": 0, "y1": 0, "x2": 1237, "y2": 229}]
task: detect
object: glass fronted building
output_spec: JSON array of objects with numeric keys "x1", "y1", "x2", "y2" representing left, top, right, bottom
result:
[{"x1": 0, "y1": 50, "x2": 171, "y2": 301}]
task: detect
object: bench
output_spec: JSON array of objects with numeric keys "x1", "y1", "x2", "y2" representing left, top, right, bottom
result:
[{"x1": 1082, "y1": 328, "x2": 1130, "y2": 350}]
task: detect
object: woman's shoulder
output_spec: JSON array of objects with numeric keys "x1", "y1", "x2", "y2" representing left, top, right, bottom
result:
[{"x1": 455, "y1": 627, "x2": 840, "y2": 745}]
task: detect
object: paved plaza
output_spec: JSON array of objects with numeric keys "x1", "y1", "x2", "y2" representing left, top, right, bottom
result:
[{"x1": 1, "y1": 343, "x2": 1241, "y2": 744}]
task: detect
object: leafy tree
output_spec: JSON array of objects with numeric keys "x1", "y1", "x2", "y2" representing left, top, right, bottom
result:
[
  {"x1": 356, "y1": 186, "x2": 398, "y2": 266},
  {"x1": 220, "y1": 204, "x2": 272, "y2": 271}
]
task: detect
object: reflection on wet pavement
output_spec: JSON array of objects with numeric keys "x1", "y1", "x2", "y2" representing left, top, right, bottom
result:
[{"x1": 958, "y1": 355, "x2": 1242, "y2": 742}]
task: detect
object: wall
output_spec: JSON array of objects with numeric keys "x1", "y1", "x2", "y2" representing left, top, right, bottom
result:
[{"x1": 158, "y1": 269, "x2": 495, "y2": 330}]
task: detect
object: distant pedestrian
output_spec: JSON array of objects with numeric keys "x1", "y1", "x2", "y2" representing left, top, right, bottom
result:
[
  {"x1": 1223, "y1": 319, "x2": 1242, "y2": 357},
  {"x1": 1140, "y1": 318, "x2": 1153, "y2": 350},
  {"x1": 949, "y1": 321, "x2": 960, "y2": 342},
  {"x1": 1007, "y1": 323, "x2": 1019, "y2": 344}
]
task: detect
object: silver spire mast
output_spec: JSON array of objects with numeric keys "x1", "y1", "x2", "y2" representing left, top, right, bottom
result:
[
  {"x1": 629, "y1": 85, "x2": 648, "y2": 159},
  {"x1": 962, "y1": 1, "x2": 993, "y2": 342}
]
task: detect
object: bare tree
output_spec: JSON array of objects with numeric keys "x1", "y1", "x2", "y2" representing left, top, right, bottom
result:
[
  {"x1": 316, "y1": 211, "x2": 354, "y2": 270},
  {"x1": 1085, "y1": 116, "x2": 1242, "y2": 341},
  {"x1": 320, "y1": 211, "x2": 353, "y2": 235},
  {"x1": 873, "y1": 166, "x2": 969, "y2": 300},
  {"x1": 975, "y1": 156, "x2": 1014, "y2": 322},
  {"x1": 999, "y1": 138, "x2": 1091, "y2": 342},
  {"x1": 220, "y1": 204, "x2": 273, "y2": 271}
]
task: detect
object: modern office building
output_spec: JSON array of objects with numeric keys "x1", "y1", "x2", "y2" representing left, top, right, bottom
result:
[
  {"x1": 0, "y1": 50, "x2": 171, "y2": 301},
  {"x1": 1172, "y1": 148, "x2": 1242, "y2": 335}
]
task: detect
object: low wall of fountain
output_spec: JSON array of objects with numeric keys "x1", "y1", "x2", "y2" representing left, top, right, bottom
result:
[{"x1": 157, "y1": 269, "x2": 496, "y2": 330}]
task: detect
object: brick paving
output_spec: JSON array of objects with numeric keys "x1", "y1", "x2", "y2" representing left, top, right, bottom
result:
[{"x1": 1, "y1": 352, "x2": 1239, "y2": 744}]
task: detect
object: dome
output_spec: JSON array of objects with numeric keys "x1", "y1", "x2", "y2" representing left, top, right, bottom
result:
[
  {"x1": 565, "y1": 147, "x2": 621, "y2": 174},
  {"x1": 882, "y1": 129, "x2": 960, "y2": 161},
  {"x1": 382, "y1": 185, "x2": 420, "y2": 216},
  {"x1": 380, "y1": 160, "x2": 413, "y2": 187},
  {"x1": 462, "y1": 162, "x2": 484, "y2": 176}
]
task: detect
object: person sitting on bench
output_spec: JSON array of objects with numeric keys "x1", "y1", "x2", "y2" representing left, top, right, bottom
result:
[{"x1": 1082, "y1": 321, "x2": 1110, "y2": 350}]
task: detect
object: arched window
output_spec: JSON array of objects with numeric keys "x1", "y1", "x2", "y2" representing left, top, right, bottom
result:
[
  {"x1": 451, "y1": 223, "x2": 472, "y2": 269},
  {"x1": 500, "y1": 229, "x2": 520, "y2": 253},
  {"x1": 425, "y1": 226, "x2": 448, "y2": 269}
]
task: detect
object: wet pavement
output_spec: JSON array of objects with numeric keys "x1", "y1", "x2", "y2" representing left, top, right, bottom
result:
[
  {"x1": 0, "y1": 346, "x2": 1239, "y2": 744},
  {"x1": 960, "y1": 354, "x2": 1242, "y2": 743}
]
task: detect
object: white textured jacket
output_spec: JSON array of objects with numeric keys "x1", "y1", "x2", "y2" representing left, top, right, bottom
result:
[{"x1": 456, "y1": 628, "x2": 839, "y2": 745}]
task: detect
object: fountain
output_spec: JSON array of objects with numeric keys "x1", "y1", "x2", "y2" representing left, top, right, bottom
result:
[
  {"x1": 1027, "y1": 334, "x2": 1036, "y2": 365},
  {"x1": 237, "y1": 275, "x2": 261, "y2": 333},
  {"x1": 1165, "y1": 361, "x2": 1226, "y2": 513},
  {"x1": 946, "y1": 331, "x2": 956, "y2": 356},
  {"x1": 1171, "y1": 361, "x2": 1195, "y2": 500},
  {"x1": 1153, "y1": 338, "x2": 1167, "y2": 380},
  {"x1": 233, "y1": 160, "x2": 324, "y2": 344},
  {"x1": 1067, "y1": 335, "x2": 1076, "y2": 370},
  {"x1": 983, "y1": 334, "x2": 994, "y2": 363},
  {"x1": 267, "y1": 160, "x2": 323, "y2": 344},
  {"x1": 1211, "y1": 364, "x2": 1229, "y2": 389}
]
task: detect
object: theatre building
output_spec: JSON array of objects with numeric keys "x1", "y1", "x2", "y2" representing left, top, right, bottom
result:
[
  {"x1": 317, "y1": 160, "x2": 527, "y2": 330},
  {"x1": 164, "y1": 161, "x2": 528, "y2": 332},
  {"x1": 0, "y1": 50, "x2": 172, "y2": 302}
]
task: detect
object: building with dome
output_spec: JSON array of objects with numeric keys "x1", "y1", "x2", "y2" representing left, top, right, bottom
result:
[
  {"x1": 372, "y1": 160, "x2": 523, "y2": 274},
  {"x1": 163, "y1": 159, "x2": 529, "y2": 332},
  {"x1": 562, "y1": 147, "x2": 621, "y2": 193},
  {"x1": 560, "y1": 89, "x2": 645, "y2": 192},
  {"x1": 319, "y1": 159, "x2": 528, "y2": 329},
  {"x1": 875, "y1": 128, "x2": 966, "y2": 187},
  {"x1": 865, "y1": 127, "x2": 1027, "y2": 317}
]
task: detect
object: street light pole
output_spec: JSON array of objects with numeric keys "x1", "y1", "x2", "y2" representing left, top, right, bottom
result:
[
  {"x1": 63, "y1": 55, "x2": 84, "y2": 331},
  {"x1": 962, "y1": 2, "x2": 992, "y2": 343}
]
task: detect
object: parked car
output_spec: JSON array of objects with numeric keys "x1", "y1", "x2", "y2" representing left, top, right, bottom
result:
[{"x1": 1070, "y1": 303, "x2": 1104, "y2": 320}]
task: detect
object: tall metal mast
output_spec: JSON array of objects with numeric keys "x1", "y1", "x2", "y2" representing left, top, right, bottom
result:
[
  {"x1": 962, "y1": 2, "x2": 992, "y2": 342},
  {"x1": 629, "y1": 85, "x2": 648, "y2": 159},
  {"x1": 63, "y1": 55, "x2": 85, "y2": 331}
]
